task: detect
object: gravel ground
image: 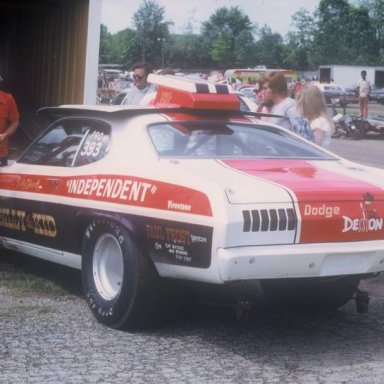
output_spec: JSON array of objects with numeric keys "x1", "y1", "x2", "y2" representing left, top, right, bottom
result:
[{"x1": 2, "y1": 103, "x2": 384, "y2": 383}]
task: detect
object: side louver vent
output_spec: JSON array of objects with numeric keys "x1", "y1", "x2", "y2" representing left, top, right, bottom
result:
[{"x1": 242, "y1": 208, "x2": 297, "y2": 232}]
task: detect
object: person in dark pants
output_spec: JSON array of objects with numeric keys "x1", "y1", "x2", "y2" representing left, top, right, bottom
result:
[{"x1": 0, "y1": 75, "x2": 19, "y2": 166}]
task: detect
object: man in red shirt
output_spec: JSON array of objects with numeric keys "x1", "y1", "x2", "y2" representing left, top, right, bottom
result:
[{"x1": 0, "y1": 75, "x2": 19, "y2": 166}]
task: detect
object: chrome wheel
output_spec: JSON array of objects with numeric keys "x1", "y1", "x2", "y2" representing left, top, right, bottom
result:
[{"x1": 92, "y1": 233, "x2": 124, "y2": 300}]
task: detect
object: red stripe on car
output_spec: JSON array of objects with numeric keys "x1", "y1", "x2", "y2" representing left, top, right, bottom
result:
[
  {"x1": 223, "y1": 159, "x2": 384, "y2": 243},
  {"x1": 0, "y1": 173, "x2": 212, "y2": 216}
]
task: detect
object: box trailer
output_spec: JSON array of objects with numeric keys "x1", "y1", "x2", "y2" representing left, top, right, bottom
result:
[{"x1": 319, "y1": 65, "x2": 384, "y2": 88}]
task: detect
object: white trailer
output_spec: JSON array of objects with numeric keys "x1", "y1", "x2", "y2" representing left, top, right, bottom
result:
[{"x1": 319, "y1": 65, "x2": 384, "y2": 88}]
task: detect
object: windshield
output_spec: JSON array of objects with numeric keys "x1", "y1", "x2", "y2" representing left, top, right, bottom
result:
[{"x1": 147, "y1": 121, "x2": 336, "y2": 159}]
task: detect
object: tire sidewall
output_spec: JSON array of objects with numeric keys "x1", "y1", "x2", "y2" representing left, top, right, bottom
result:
[{"x1": 82, "y1": 218, "x2": 138, "y2": 328}]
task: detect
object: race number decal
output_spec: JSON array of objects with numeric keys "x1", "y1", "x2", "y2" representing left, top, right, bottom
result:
[{"x1": 80, "y1": 131, "x2": 104, "y2": 158}]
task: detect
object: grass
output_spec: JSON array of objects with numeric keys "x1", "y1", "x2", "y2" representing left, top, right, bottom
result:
[
  {"x1": 0, "y1": 251, "x2": 83, "y2": 298},
  {"x1": 0, "y1": 305, "x2": 54, "y2": 319}
]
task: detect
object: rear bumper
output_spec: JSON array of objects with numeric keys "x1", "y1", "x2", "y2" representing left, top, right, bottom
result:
[{"x1": 217, "y1": 240, "x2": 384, "y2": 282}]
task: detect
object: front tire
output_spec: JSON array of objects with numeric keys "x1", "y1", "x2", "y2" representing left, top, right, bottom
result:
[{"x1": 81, "y1": 218, "x2": 159, "y2": 329}]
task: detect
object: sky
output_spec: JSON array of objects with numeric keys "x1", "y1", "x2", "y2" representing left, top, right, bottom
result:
[{"x1": 101, "y1": 0, "x2": 321, "y2": 36}]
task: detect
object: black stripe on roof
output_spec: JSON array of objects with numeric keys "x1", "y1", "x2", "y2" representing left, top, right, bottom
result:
[
  {"x1": 215, "y1": 84, "x2": 230, "y2": 94},
  {"x1": 195, "y1": 83, "x2": 210, "y2": 93}
]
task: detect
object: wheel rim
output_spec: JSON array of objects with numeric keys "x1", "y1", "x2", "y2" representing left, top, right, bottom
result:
[{"x1": 92, "y1": 233, "x2": 124, "y2": 301}]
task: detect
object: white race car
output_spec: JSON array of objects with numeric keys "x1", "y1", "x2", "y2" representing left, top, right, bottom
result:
[{"x1": 1, "y1": 74, "x2": 383, "y2": 329}]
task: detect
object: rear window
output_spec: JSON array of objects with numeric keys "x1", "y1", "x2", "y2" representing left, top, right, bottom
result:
[{"x1": 147, "y1": 122, "x2": 336, "y2": 159}]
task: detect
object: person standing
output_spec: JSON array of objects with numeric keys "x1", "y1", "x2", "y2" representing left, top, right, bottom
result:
[
  {"x1": 358, "y1": 70, "x2": 370, "y2": 119},
  {"x1": 123, "y1": 62, "x2": 156, "y2": 105},
  {"x1": 0, "y1": 75, "x2": 19, "y2": 166},
  {"x1": 255, "y1": 77, "x2": 273, "y2": 114},
  {"x1": 296, "y1": 85, "x2": 334, "y2": 147},
  {"x1": 263, "y1": 71, "x2": 298, "y2": 129},
  {"x1": 294, "y1": 78, "x2": 303, "y2": 98},
  {"x1": 263, "y1": 72, "x2": 314, "y2": 142}
]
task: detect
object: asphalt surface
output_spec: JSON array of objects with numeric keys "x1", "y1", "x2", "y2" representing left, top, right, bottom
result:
[{"x1": 2, "y1": 105, "x2": 384, "y2": 383}]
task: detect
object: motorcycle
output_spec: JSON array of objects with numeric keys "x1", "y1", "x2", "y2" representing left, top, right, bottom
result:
[
  {"x1": 330, "y1": 102, "x2": 365, "y2": 140},
  {"x1": 331, "y1": 102, "x2": 384, "y2": 139},
  {"x1": 357, "y1": 117, "x2": 384, "y2": 137},
  {"x1": 331, "y1": 112, "x2": 365, "y2": 140}
]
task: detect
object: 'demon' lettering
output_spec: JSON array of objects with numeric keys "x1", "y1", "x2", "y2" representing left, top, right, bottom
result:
[{"x1": 342, "y1": 216, "x2": 383, "y2": 233}]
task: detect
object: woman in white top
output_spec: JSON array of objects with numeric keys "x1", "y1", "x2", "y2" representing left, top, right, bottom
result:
[{"x1": 296, "y1": 85, "x2": 334, "y2": 147}]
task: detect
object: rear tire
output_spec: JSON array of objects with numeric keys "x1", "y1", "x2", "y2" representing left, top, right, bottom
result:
[
  {"x1": 81, "y1": 218, "x2": 160, "y2": 329},
  {"x1": 352, "y1": 120, "x2": 365, "y2": 140},
  {"x1": 261, "y1": 276, "x2": 360, "y2": 311}
]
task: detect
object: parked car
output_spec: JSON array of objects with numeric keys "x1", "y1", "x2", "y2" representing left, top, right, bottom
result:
[
  {"x1": 369, "y1": 87, "x2": 384, "y2": 104},
  {"x1": 315, "y1": 83, "x2": 358, "y2": 107},
  {"x1": 1, "y1": 74, "x2": 384, "y2": 329},
  {"x1": 237, "y1": 86, "x2": 257, "y2": 100}
]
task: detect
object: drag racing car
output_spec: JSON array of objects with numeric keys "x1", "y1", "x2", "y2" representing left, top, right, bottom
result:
[{"x1": 1, "y1": 74, "x2": 384, "y2": 329}]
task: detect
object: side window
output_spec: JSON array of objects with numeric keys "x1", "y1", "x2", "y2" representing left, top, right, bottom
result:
[
  {"x1": 19, "y1": 119, "x2": 111, "y2": 167},
  {"x1": 148, "y1": 125, "x2": 178, "y2": 155}
]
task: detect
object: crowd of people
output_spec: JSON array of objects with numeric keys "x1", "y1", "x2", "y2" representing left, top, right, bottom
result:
[
  {"x1": 245, "y1": 69, "x2": 372, "y2": 147},
  {"x1": 248, "y1": 71, "x2": 333, "y2": 146},
  {"x1": 117, "y1": 61, "x2": 366, "y2": 147},
  {"x1": 0, "y1": 62, "x2": 372, "y2": 170}
]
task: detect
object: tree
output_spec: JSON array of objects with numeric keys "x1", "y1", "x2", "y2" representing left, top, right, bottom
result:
[
  {"x1": 346, "y1": 6, "x2": 377, "y2": 64},
  {"x1": 312, "y1": 0, "x2": 378, "y2": 66},
  {"x1": 132, "y1": 0, "x2": 171, "y2": 67},
  {"x1": 357, "y1": 0, "x2": 384, "y2": 59},
  {"x1": 115, "y1": 29, "x2": 142, "y2": 67},
  {"x1": 253, "y1": 26, "x2": 285, "y2": 68},
  {"x1": 201, "y1": 7, "x2": 255, "y2": 67},
  {"x1": 284, "y1": 8, "x2": 316, "y2": 69},
  {"x1": 100, "y1": 0, "x2": 384, "y2": 72},
  {"x1": 312, "y1": 0, "x2": 352, "y2": 65},
  {"x1": 169, "y1": 34, "x2": 214, "y2": 69},
  {"x1": 99, "y1": 24, "x2": 116, "y2": 64}
]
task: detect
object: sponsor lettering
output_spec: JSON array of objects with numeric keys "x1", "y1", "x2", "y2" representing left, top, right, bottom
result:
[
  {"x1": 15, "y1": 178, "x2": 41, "y2": 192},
  {"x1": 304, "y1": 204, "x2": 340, "y2": 218},
  {"x1": 146, "y1": 224, "x2": 192, "y2": 245},
  {"x1": 29, "y1": 213, "x2": 57, "y2": 237},
  {"x1": 66, "y1": 178, "x2": 155, "y2": 202},
  {"x1": 158, "y1": 90, "x2": 173, "y2": 104},
  {"x1": 342, "y1": 216, "x2": 383, "y2": 233},
  {"x1": 342, "y1": 201, "x2": 383, "y2": 233},
  {"x1": 0, "y1": 208, "x2": 26, "y2": 230},
  {"x1": 145, "y1": 224, "x2": 165, "y2": 241},
  {"x1": 145, "y1": 222, "x2": 211, "y2": 266},
  {"x1": 167, "y1": 200, "x2": 191, "y2": 211},
  {"x1": 165, "y1": 227, "x2": 190, "y2": 245},
  {"x1": 0, "y1": 208, "x2": 57, "y2": 237},
  {"x1": 190, "y1": 234, "x2": 207, "y2": 243}
]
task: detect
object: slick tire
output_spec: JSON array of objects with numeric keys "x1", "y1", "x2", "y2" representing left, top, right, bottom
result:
[
  {"x1": 261, "y1": 276, "x2": 360, "y2": 311},
  {"x1": 81, "y1": 218, "x2": 160, "y2": 330}
]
